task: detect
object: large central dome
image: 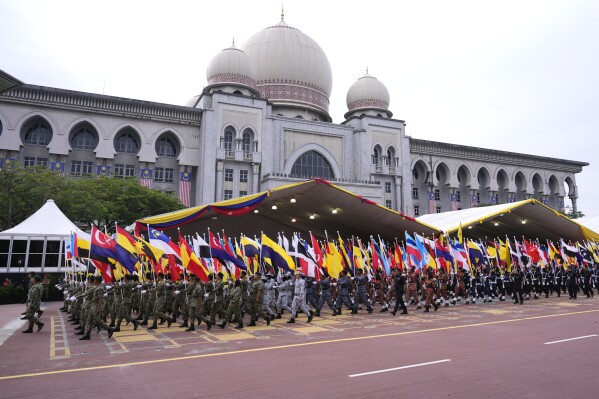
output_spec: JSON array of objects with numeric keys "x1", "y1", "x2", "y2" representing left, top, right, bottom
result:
[{"x1": 241, "y1": 17, "x2": 333, "y2": 120}]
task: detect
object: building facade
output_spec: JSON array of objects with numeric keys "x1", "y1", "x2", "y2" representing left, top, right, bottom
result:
[{"x1": 0, "y1": 16, "x2": 587, "y2": 222}]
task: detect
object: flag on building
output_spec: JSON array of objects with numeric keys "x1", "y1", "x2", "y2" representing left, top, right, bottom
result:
[
  {"x1": 428, "y1": 191, "x2": 436, "y2": 214},
  {"x1": 50, "y1": 161, "x2": 65, "y2": 175},
  {"x1": 139, "y1": 168, "x2": 152, "y2": 188},
  {"x1": 96, "y1": 164, "x2": 110, "y2": 177},
  {"x1": 179, "y1": 171, "x2": 192, "y2": 207}
]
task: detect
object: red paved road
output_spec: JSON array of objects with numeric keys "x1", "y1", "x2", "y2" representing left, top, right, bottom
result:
[{"x1": 0, "y1": 297, "x2": 597, "y2": 398}]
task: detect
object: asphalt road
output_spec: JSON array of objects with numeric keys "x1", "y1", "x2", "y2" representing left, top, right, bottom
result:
[{"x1": 0, "y1": 296, "x2": 597, "y2": 398}]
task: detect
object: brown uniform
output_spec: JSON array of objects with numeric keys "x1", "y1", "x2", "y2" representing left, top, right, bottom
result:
[{"x1": 406, "y1": 271, "x2": 419, "y2": 305}]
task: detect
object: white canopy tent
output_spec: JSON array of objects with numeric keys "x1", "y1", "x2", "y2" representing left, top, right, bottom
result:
[{"x1": 0, "y1": 199, "x2": 79, "y2": 272}]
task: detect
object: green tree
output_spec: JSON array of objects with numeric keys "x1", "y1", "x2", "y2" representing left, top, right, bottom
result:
[{"x1": 0, "y1": 167, "x2": 184, "y2": 230}]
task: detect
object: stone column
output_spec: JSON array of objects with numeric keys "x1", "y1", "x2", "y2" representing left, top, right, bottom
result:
[
  {"x1": 394, "y1": 176, "x2": 403, "y2": 213},
  {"x1": 215, "y1": 160, "x2": 224, "y2": 202},
  {"x1": 252, "y1": 163, "x2": 260, "y2": 193}
]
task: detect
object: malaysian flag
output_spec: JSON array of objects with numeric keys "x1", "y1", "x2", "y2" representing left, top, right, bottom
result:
[
  {"x1": 428, "y1": 191, "x2": 436, "y2": 214},
  {"x1": 179, "y1": 171, "x2": 192, "y2": 207},
  {"x1": 139, "y1": 168, "x2": 152, "y2": 188},
  {"x1": 97, "y1": 164, "x2": 110, "y2": 177},
  {"x1": 51, "y1": 161, "x2": 65, "y2": 176},
  {"x1": 450, "y1": 193, "x2": 459, "y2": 211},
  {"x1": 471, "y1": 194, "x2": 479, "y2": 207}
]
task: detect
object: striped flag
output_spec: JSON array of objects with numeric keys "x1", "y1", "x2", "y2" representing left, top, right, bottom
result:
[
  {"x1": 428, "y1": 191, "x2": 436, "y2": 214},
  {"x1": 139, "y1": 168, "x2": 152, "y2": 188},
  {"x1": 179, "y1": 171, "x2": 192, "y2": 207}
]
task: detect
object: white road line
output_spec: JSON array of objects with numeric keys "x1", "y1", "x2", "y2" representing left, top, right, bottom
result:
[
  {"x1": 544, "y1": 334, "x2": 598, "y2": 345},
  {"x1": 0, "y1": 317, "x2": 27, "y2": 347},
  {"x1": 349, "y1": 359, "x2": 451, "y2": 378}
]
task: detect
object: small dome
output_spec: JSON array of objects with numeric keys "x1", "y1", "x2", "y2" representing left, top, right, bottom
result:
[
  {"x1": 206, "y1": 44, "x2": 257, "y2": 92},
  {"x1": 346, "y1": 71, "x2": 390, "y2": 114},
  {"x1": 241, "y1": 17, "x2": 333, "y2": 120}
]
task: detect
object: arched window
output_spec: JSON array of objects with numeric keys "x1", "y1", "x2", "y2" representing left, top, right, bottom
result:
[
  {"x1": 223, "y1": 127, "x2": 235, "y2": 156},
  {"x1": 291, "y1": 150, "x2": 334, "y2": 179},
  {"x1": 114, "y1": 129, "x2": 139, "y2": 154},
  {"x1": 71, "y1": 126, "x2": 98, "y2": 150},
  {"x1": 242, "y1": 129, "x2": 253, "y2": 156},
  {"x1": 372, "y1": 145, "x2": 382, "y2": 166},
  {"x1": 24, "y1": 119, "x2": 52, "y2": 146},
  {"x1": 156, "y1": 136, "x2": 177, "y2": 158},
  {"x1": 387, "y1": 147, "x2": 396, "y2": 167}
]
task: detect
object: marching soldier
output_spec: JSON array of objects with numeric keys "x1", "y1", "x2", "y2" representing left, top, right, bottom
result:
[
  {"x1": 423, "y1": 271, "x2": 439, "y2": 312},
  {"x1": 407, "y1": 267, "x2": 421, "y2": 308},
  {"x1": 334, "y1": 270, "x2": 356, "y2": 315},
  {"x1": 248, "y1": 272, "x2": 270, "y2": 326},
  {"x1": 219, "y1": 279, "x2": 243, "y2": 329},
  {"x1": 510, "y1": 267, "x2": 524, "y2": 305},
  {"x1": 436, "y1": 268, "x2": 450, "y2": 307},
  {"x1": 148, "y1": 272, "x2": 173, "y2": 329},
  {"x1": 22, "y1": 275, "x2": 45, "y2": 333},
  {"x1": 276, "y1": 274, "x2": 293, "y2": 318},
  {"x1": 315, "y1": 272, "x2": 336, "y2": 316},
  {"x1": 114, "y1": 274, "x2": 139, "y2": 332},
  {"x1": 391, "y1": 268, "x2": 408, "y2": 316},
  {"x1": 79, "y1": 276, "x2": 114, "y2": 340},
  {"x1": 186, "y1": 276, "x2": 211, "y2": 331},
  {"x1": 287, "y1": 273, "x2": 313, "y2": 323},
  {"x1": 354, "y1": 269, "x2": 373, "y2": 313}
]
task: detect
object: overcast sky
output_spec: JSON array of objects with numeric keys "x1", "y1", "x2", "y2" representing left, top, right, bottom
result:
[{"x1": 1, "y1": 0, "x2": 597, "y2": 217}]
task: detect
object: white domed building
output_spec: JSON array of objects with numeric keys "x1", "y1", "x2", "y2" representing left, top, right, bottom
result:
[{"x1": 0, "y1": 12, "x2": 587, "y2": 252}]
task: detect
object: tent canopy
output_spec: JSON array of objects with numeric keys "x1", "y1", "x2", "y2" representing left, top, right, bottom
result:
[
  {"x1": 575, "y1": 216, "x2": 599, "y2": 241},
  {"x1": 0, "y1": 199, "x2": 78, "y2": 239},
  {"x1": 137, "y1": 179, "x2": 440, "y2": 241},
  {"x1": 417, "y1": 199, "x2": 599, "y2": 243}
]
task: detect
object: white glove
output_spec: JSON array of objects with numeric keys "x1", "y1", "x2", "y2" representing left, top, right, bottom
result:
[
  {"x1": 183, "y1": 280, "x2": 188, "y2": 285},
  {"x1": 136, "y1": 285, "x2": 142, "y2": 289},
  {"x1": 103, "y1": 293, "x2": 108, "y2": 298},
  {"x1": 106, "y1": 285, "x2": 112, "y2": 290},
  {"x1": 70, "y1": 296, "x2": 76, "y2": 302},
  {"x1": 64, "y1": 291, "x2": 69, "y2": 295},
  {"x1": 204, "y1": 293, "x2": 209, "y2": 298},
  {"x1": 152, "y1": 282, "x2": 156, "y2": 287},
  {"x1": 166, "y1": 283, "x2": 171, "y2": 287},
  {"x1": 175, "y1": 290, "x2": 181, "y2": 295},
  {"x1": 351, "y1": 277, "x2": 355, "y2": 281},
  {"x1": 332, "y1": 283, "x2": 337, "y2": 286},
  {"x1": 141, "y1": 290, "x2": 147, "y2": 294}
]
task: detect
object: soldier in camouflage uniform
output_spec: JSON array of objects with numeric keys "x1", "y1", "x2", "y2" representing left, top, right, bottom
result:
[
  {"x1": 186, "y1": 276, "x2": 211, "y2": 331},
  {"x1": 207, "y1": 272, "x2": 223, "y2": 324},
  {"x1": 263, "y1": 274, "x2": 277, "y2": 318},
  {"x1": 148, "y1": 272, "x2": 173, "y2": 329},
  {"x1": 248, "y1": 272, "x2": 270, "y2": 326},
  {"x1": 172, "y1": 274, "x2": 189, "y2": 326},
  {"x1": 218, "y1": 279, "x2": 243, "y2": 329},
  {"x1": 22, "y1": 275, "x2": 45, "y2": 333},
  {"x1": 131, "y1": 275, "x2": 141, "y2": 315},
  {"x1": 240, "y1": 271, "x2": 250, "y2": 317},
  {"x1": 315, "y1": 272, "x2": 336, "y2": 316},
  {"x1": 79, "y1": 276, "x2": 113, "y2": 340},
  {"x1": 74, "y1": 276, "x2": 95, "y2": 334},
  {"x1": 354, "y1": 269, "x2": 373, "y2": 313},
  {"x1": 165, "y1": 273, "x2": 175, "y2": 315},
  {"x1": 275, "y1": 274, "x2": 293, "y2": 318},
  {"x1": 334, "y1": 270, "x2": 356, "y2": 315},
  {"x1": 140, "y1": 274, "x2": 156, "y2": 325},
  {"x1": 115, "y1": 274, "x2": 139, "y2": 332},
  {"x1": 287, "y1": 273, "x2": 313, "y2": 323}
]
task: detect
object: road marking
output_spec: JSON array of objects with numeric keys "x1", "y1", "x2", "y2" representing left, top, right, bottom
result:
[
  {"x1": 0, "y1": 308, "x2": 597, "y2": 381},
  {"x1": 544, "y1": 334, "x2": 597, "y2": 345},
  {"x1": 349, "y1": 359, "x2": 451, "y2": 378},
  {"x1": 0, "y1": 317, "x2": 26, "y2": 347}
]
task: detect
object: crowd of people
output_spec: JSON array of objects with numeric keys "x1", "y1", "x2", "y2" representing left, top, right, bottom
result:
[{"x1": 26, "y1": 262, "x2": 597, "y2": 340}]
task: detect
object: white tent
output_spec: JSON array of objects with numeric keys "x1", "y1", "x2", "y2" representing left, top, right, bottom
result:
[
  {"x1": 417, "y1": 199, "x2": 599, "y2": 242},
  {"x1": 0, "y1": 199, "x2": 78, "y2": 272},
  {"x1": 576, "y1": 216, "x2": 599, "y2": 237}
]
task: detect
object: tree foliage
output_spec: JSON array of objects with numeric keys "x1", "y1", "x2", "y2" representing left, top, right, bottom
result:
[{"x1": 0, "y1": 165, "x2": 184, "y2": 231}]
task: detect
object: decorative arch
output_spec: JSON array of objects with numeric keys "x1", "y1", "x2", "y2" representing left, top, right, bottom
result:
[
  {"x1": 456, "y1": 164, "x2": 472, "y2": 186},
  {"x1": 371, "y1": 144, "x2": 383, "y2": 166},
  {"x1": 241, "y1": 127, "x2": 255, "y2": 155},
  {"x1": 531, "y1": 172, "x2": 544, "y2": 197},
  {"x1": 564, "y1": 176, "x2": 576, "y2": 197},
  {"x1": 150, "y1": 126, "x2": 187, "y2": 149},
  {"x1": 385, "y1": 145, "x2": 397, "y2": 167},
  {"x1": 113, "y1": 126, "x2": 142, "y2": 154},
  {"x1": 20, "y1": 115, "x2": 54, "y2": 146},
  {"x1": 16, "y1": 112, "x2": 58, "y2": 146},
  {"x1": 410, "y1": 157, "x2": 430, "y2": 173},
  {"x1": 496, "y1": 168, "x2": 509, "y2": 203},
  {"x1": 68, "y1": 121, "x2": 99, "y2": 151},
  {"x1": 285, "y1": 143, "x2": 341, "y2": 179},
  {"x1": 155, "y1": 131, "x2": 181, "y2": 158},
  {"x1": 0, "y1": 110, "x2": 8, "y2": 138},
  {"x1": 434, "y1": 162, "x2": 451, "y2": 185}
]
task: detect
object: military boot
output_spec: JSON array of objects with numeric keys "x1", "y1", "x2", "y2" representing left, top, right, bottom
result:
[
  {"x1": 287, "y1": 317, "x2": 296, "y2": 323},
  {"x1": 148, "y1": 322, "x2": 158, "y2": 330},
  {"x1": 133, "y1": 320, "x2": 139, "y2": 331},
  {"x1": 185, "y1": 323, "x2": 195, "y2": 332},
  {"x1": 37, "y1": 322, "x2": 45, "y2": 332},
  {"x1": 218, "y1": 321, "x2": 227, "y2": 329},
  {"x1": 179, "y1": 320, "x2": 189, "y2": 328},
  {"x1": 79, "y1": 332, "x2": 91, "y2": 340},
  {"x1": 235, "y1": 321, "x2": 244, "y2": 329}
]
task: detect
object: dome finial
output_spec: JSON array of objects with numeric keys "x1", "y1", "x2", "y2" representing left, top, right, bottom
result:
[
  {"x1": 232, "y1": 37, "x2": 235, "y2": 48},
  {"x1": 281, "y1": 4, "x2": 285, "y2": 21},
  {"x1": 366, "y1": 66, "x2": 369, "y2": 75}
]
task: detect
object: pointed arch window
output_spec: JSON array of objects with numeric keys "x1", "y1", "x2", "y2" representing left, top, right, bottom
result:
[
  {"x1": 224, "y1": 127, "x2": 235, "y2": 157},
  {"x1": 115, "y1": 129, "x2": 139, "y2": 154},
  {"x1": 156, "y1": 136, "x2": 177, "y2": 158},
  {"x1": 24, "y1": 120, "x2": 52, "y2": 146},
  {"x1": 291, "y1": 150, "x2": 334, "y2": 179},
  {"x1": 242, "y1": 128, "x2": 253, "y2": 157},
  {"x1": 71, "y1": 126, "x2": 98, "y2": 150}
]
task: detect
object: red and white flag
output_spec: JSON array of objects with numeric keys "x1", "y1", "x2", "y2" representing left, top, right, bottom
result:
[{"x1": 179, "y1": 171, "x2": 192, "y2": 207}]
